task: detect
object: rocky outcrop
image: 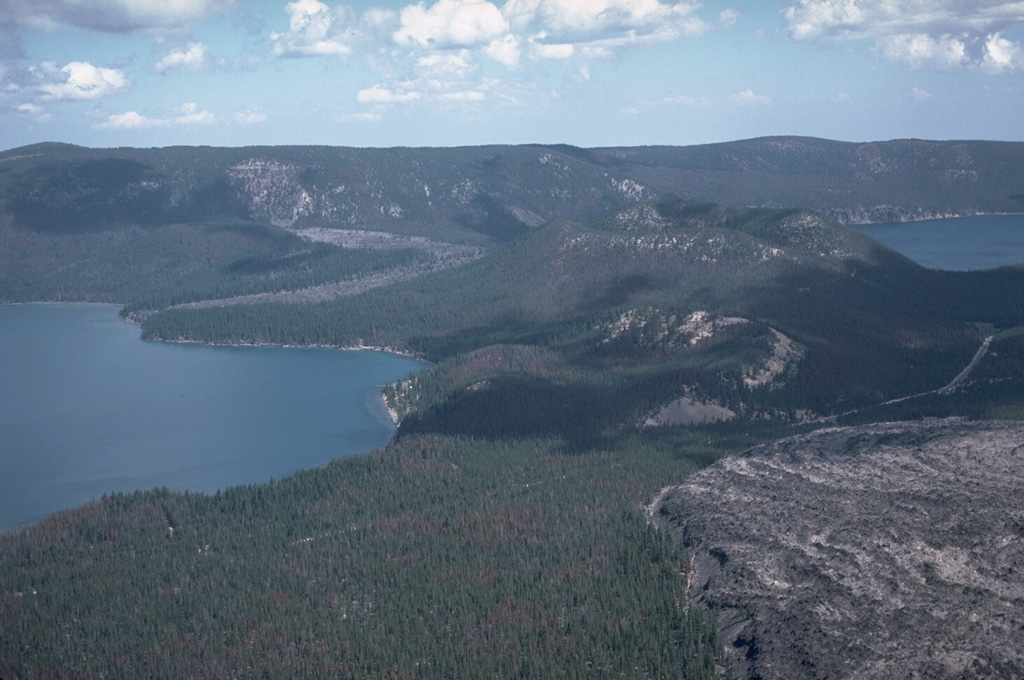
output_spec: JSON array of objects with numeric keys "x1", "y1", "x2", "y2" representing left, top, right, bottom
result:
[
  {"x1": 743, "y1": 329, "x2": 802, "y2": 389},
  {"x1": 643, "y1": 396, "x2": 736, "y2": 427},
  {"x1": 651, "y1": 419, "x2": 1024, "y2": 680}
]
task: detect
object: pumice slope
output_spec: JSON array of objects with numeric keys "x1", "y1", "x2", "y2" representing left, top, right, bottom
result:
[{"x1": 651, "y1": 419, "x2": 1024, "y2": 680}]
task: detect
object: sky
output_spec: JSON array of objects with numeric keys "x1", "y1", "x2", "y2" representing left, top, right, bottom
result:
[{"x1": 1, "y1": 0, "x2": 1024, "y2": 150}]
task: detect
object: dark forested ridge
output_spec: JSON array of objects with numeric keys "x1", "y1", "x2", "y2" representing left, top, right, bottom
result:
[
  {"x1": 2, "y1": 138, "x2": 1024, "y2": 678},
  {"x1": 3, "y1": 137, "x2": 1024, "y2": 241}
]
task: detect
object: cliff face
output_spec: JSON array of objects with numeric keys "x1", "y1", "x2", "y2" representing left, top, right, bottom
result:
[{"x1": 651, "y1": 419, "x2": 1024, "y2": 680}]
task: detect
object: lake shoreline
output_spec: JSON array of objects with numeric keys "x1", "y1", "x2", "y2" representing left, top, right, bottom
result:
[
  {"x1": 1, "y1": 300, "x2": 431, "y2": 360},
  {"x1": 838, "y1": 210, "x2": 1024, "y2": 225},
  {"x1": 147, "y1": 335, "x2": 429, "y2": 362}
]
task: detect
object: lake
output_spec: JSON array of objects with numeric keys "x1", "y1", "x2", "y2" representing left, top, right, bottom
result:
[
  {"x1": 852, "y1": 214, "x2": 1024, "y2": 270},
  {"x1": 0, "y1": 304, "x2": 426, "y2": 532}
]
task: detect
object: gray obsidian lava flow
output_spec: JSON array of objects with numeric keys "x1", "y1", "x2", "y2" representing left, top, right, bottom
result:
[{"x1": 651, "y1": 419, "x2": 1024, "y2": 680}]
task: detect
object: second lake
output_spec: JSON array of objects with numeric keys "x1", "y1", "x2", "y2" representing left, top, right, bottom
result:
[{"x1": 853, "y1": 214, "x2": 1024, "y2": 270}]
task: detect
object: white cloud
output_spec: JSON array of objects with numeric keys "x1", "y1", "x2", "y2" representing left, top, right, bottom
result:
[
  {"x1": 783, "y1": 0, "x2": 864, "y2": 41},
  {"x1": 353, "y1": 76, "x2": 520, "y2": 110},
  {"x1": 264, "y1": 0, "x2": 708, "y2": 73},
  {"x1": 507, "y1": 0, "x2": 707, "y2": 60},
  {"x1": 416, "y1": 51, "x2": 476, "y2": 80},
  {"x1": 785, "y1": 0, "x2": 1024, "y2": 39},
  {"x1": 338, "y1": 111, "x2": 383, "y2": 122},
  {"x1": 94, "y1": 101, "x2": 216, "y2": 129},
  {"x1": 259, "y1": 0, "x2": 714, "y2": 124},
  {"x1": 506, "y1": 0, "x2": 702, "y2": 34},
  {"x1": 983, "y1": 31, "x2": 1024, "y2": 72},
  {"x1": 662, "y1": 94, "x2": 712, "y2": 108},
  {"x1": 233, "y1": 108, "x2": 267, "y2": 125},
  {"x1": 95, "y1": 110, "x2": 163, "y2": 129},
  {"x1": 260, "y1": 0, "x2": 717, "y2": 124},
  {"x1": 877, "y1": 33, "x2": 969, "y2": 70},
  {"x1": 728, "y1": 89, "x2": 771, "y2": 105},
  {"x1": 528, "y1": 36, "x2": 575, "y2": 59},
  {"x1": 356, "y1": 85, "x2": 423, "y2": 103},
  {"x1": 3, "y1": 0, "x2": 230, "y2": 33},
  {"x1": 362, "y1": 7, "x2": 397, "y2": 28},
  {"x1": 912, "y1": 86, "x2": 934, "y2": 100},
  {"x1": 34, "y1": 61, "x2": 129, "y2": 100},
  {"x1": 783, "y1": 0, "x2": 1024, "y2": 72},
  {"x1": 271, "y1": 0, "x2": 354, "y2": 58},
  {"x1": 719, "y1": 9, "x2": 740, "y2": 28},
  {"x1": 174, "y1": 101, "x2": 215, "y2": 124},
  {"x1": 16, "y1": 102, "x2": 51, "y2": 121},
  {"x1": 155, "y1": 42, "x2": 207, "y2": 72},
  {"x1": 439, "y1": 90, "x2": 486, "y2": 101},
  {"x1": 485, "y1": 34, "x2": 522, "y2": 67},
  {"x1": 395, "y1": 0, "x2": 510, "y2": 48},
  {"x1": 216, "y1": 54, "x2": 264, "y2": 73}
]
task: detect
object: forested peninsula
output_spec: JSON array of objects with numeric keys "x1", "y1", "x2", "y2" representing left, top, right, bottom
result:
[{"x1": 2, "y1": 137, "x2": 1024, "y2": 678}]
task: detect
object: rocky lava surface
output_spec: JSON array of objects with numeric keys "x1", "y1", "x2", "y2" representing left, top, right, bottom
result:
[{"x1": 651, "y1": 419, "x2": 1024, "y2": 680}]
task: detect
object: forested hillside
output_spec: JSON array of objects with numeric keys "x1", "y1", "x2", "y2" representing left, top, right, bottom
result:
[{"x1": 0, "y1": 433, "x2": 733, "y2": 678}]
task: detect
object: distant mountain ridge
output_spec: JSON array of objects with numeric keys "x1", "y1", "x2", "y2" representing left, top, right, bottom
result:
[{"x1": 2, "y1": 137, "x2": 1024, "y2": 246}]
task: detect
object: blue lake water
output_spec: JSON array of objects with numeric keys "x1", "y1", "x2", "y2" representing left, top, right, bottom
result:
[
  {"x1": 853, "y1": 214, "x2": 1024, "y2": 270},
  {"x1": 0, "y1": 304, "x2": 426, "y2": 532}
]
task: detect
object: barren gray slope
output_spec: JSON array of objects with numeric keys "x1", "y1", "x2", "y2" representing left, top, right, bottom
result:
[{"x1": 651, "y1": 420, "x2": 1024, "y2": 680}]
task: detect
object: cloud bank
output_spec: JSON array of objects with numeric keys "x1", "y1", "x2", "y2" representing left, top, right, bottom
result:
[
  {"x1": 784, "y1": 0, "x2": 1024, "y2": 71},
  {"x1": 95, "y1": 102, "x2": 215, "y2": 129},
  {"x1": 1, "y1": 0, "x2": 232, "y2": 33},
  {"x1": 270, "y1": 0, "x2": 357, "y2": 58}
]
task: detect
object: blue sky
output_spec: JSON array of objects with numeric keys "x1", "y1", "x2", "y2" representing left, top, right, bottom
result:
[{"x1": 2, "y1": 0, "x2": 1024, "y2": 150}]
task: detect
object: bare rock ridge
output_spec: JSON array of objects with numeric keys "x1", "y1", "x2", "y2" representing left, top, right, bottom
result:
[{"x1": 650, "y1": 419, "x2": 1024, "y2": 680}]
